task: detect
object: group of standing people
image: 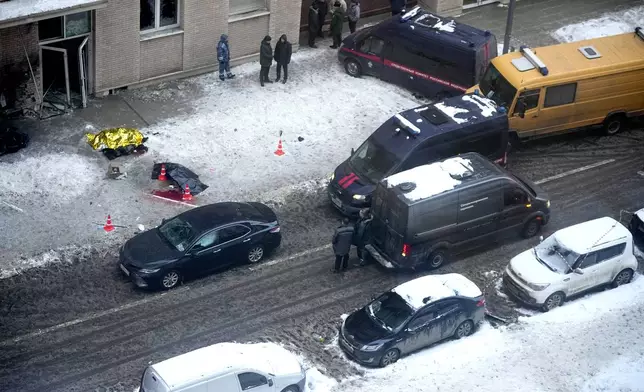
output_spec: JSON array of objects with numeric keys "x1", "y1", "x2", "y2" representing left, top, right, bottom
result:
[
  {"x1": 331, "y1": 209, "x2": 373, "y2": 273},
  {"x1": 308, "y1": 0, "x2": 361, "y2": 48}
]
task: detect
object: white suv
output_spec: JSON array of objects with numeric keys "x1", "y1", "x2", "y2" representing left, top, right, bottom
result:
[{"x1": 503, "y1": 216, "x2": 638, "y2": 312}]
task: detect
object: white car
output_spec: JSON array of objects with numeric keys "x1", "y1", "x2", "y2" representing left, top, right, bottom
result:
[
  {"x1": 503, "y1": 216, "x2": 638, "y2": 312},
  {"x1": 139, "y1": 342, "x2": 306, "y2": 392}
]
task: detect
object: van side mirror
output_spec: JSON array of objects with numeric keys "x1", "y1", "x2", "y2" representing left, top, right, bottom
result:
[
  {"x1": 161, "y1": 218, "x2": 167, "y2": 225},
  {"x1": 351, "y1": 147, "x2": 355, "y2": 155},
  {"x1": 573, "y1": 268, "x2": 584, "y2": 275},
  {"x1": 268, "y1": 379, "x2": 274, "y2": 387}
]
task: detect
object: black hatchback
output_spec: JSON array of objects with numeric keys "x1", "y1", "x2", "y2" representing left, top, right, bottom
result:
[
  {"x1": 119, "y1": 202, "x2": 281, "y2": 290},
  {"x1": 339, "y1": 274, "x2": 486, "y2": 367}
]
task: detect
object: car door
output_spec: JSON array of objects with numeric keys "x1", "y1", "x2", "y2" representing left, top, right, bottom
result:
[
  {"x1": 397, "y1": 306, "x2": 440, "y2": 355},
  {"x1": 355, "y1": 35, "x2": 386, "y2": 77},
  {"x1": 499, "y1": 181, "x2": 532, "y2": 232},
  {"x1": 566, "y1": 252, "x2": 599, "y2": 295},
  {"x1": 184, "y1": 229, "x2": 224, "y2": 276},
  {"x1": 236, "y1": 372, "x2": 275, "y2": 392},
  {"x1": 214, "y1": 224, "x2": 253, "y2": 266},
  {"x1": 455, "y1": 181, "x2": 503, "y2": 247},
  {"x1": 509, "y1": 88, "x2": 542, "y2": 138},
  {"x1": 431, "y1": 300, "x2": 464, "y2": 340},
  {"x1": 592, "y1": 244, "x2": 627, "y2": 286}
]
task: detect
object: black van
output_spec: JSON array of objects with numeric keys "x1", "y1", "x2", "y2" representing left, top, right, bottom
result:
[
  {"x1": 327, "y1": 93, "x2": 509, "y2": 216},
  {"x1": 366, "y1": 152, "x2": 551, "y2": 270},
  {"x1": 338, "y1": 6, "x2": 497, "y2": 99}
]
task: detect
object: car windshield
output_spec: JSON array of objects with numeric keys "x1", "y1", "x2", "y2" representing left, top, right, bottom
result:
[
  {"x1": 348, "y1": 138, "x2": 399, "y2": 183},
  {"x1": 366, "y1": 292, "x2": 414, "y2": 331},
  {"x1": 479, "y1": 64, "x2": 517, "y2": 109},
  {"x1": 534, "y1": 235, "x2": 579, "y2": 274},
  {"x1": 158, "y1": 217, "x2": 196, "y2": 252}
]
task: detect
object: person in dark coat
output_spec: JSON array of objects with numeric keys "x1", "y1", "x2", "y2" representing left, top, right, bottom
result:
[
  {"x1": 332, "y1": 218, "x2": 355, "y2": 272},
  {"x1": 274, "y1": 34, "x2": 292, "y2": 83},
  {"x1": 347, "y1": 0, "x2": 360, "y2": 34},
  {"x1": 316, "y1": 0, "x2": 328, "y2": 38},
  {"x1": 353, "y1": 208, "x2": 373, "y2": 266},
  {"x1": 390, "y1": 0, "x2": 405, "y2": 16},
  {"x1": 259, "y1": 35, "x2": 273, "y2": 87},
  {"x1": 308, "y1": 2, "x2": 320, "y2": 48},
  {"x1": 329, "y1": 1, "x2": 344, "y2": 49},
  {"x1": 216, "y1": 34, "x2": 235, "y2": 81}
]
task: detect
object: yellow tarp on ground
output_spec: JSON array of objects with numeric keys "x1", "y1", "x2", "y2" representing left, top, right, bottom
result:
[{"x1": 85, "y1": 128, "x2": 144, "y2": 150}]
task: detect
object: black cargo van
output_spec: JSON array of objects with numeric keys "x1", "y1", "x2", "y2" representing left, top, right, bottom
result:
[
  {"x1": 328, "y1": 93, "x2": 509, "y2": 216},
  {"x1": 338, "y1": 6, "x2": 497, "y2": 99},
  {"x1": 366, "y1": 152, "x2": 551, "y2": 270}
]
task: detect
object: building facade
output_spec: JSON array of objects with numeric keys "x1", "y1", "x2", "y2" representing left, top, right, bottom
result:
[{"x1": 0, "y1": 0, "x2": 301, "y2": 110}]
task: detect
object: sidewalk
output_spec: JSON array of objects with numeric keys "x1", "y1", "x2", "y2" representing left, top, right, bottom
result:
[{"x1": 1, "y1": 0, "x2": 641, "y2": 276}]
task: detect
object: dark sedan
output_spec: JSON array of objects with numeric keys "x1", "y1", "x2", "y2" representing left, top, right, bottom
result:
[
  {"x1": 119, "y1": 202, "x2": 281, "y2": 290},
  {"x1": 339, "y1": 274, "x2": 486, "y2": 367}
]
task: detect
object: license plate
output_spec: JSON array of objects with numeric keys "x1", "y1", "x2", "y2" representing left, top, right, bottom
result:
[
  {"x1": 120, "y1": 264, "x2": 130, "y2": 276},
  {"x1": 331, "y1": 195, "x2": 342, "y2": 208}
]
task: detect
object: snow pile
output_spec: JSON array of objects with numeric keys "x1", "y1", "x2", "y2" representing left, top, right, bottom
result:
[
  {"x1": 0, "y1": 153, "x2": 102, "y2": 203},
  {"x1": 0, "y1": 0, "x2": 97, "y2": 21},
  {"x1": 330, "y1": 276, "x2": 644, "y2": 392},
  {"x1": 0, "y1": 245, "x2": 95, "y2": 279},
  {"x1": 551, "y1": 5, "x2": 644, "y2": 43}
]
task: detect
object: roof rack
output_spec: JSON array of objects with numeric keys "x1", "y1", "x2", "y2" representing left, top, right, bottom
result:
[{"x1": 511, "y1": 46, "x2": 548, "y2": 76}]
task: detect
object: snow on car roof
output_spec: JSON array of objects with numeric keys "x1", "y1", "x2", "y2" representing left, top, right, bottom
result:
[
  {"x1": 385, "y1": 156, "x2": 473, "y2": 202},
  {"x1": 392, "y1": 273, "x2": 482, "y2": 310},
  {"x1": 151, "y1": 342, "x2": 301, "y2": 388},
  {"x1": 461, "y1": 95, "x2": 497, "y2": 117},
  {"x1": 554, "y1": 217, "x2": 631, "y2": 254}
]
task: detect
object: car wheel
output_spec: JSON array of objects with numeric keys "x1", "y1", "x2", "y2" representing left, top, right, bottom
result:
[
  {"x1": 521, "y1": 219, "x2": 541, "y2": 239},
  {"x1": 344, "y1": 59, "x2": 362, "y2": 77},
  {"x1": 280, "y1": 386, "x2": 299, "y2": 392},
  {"x1": 603, "y1": 115, "x2": 624, "y2": 135},
  {"x1": 427, "y1": 250, "x2": 448, "y2": 269},
  {"x1": 454, "y1": 320, "x2": 474, "y2": 339},
  {"x1": 541, "y1": 292, "x2": 565, "y2": 312},
  {"x1": 611, "y1": 269, "x2": 634, "y2": 288},
  {"x1": 160, "y1": 270, "x2": 181, "y2": 290},
  {"x1": 247, "y1": 245, "x2": 265, "y2": 264},
  {"x1": 379, "y1": 348, "x2": 400, "y2": 367}
]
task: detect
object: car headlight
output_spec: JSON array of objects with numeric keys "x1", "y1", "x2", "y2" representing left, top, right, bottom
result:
[
  {"x1": 353, "y1": 194, "x2": 366, "y2": 201},
  {"x1": 330, "y1": 173, "x2": 335, "y2": 181},
  {"x1": 139, "y1": 268, "x2": 160, "y2": 274},
  {"x1": 546, "y1": 200, "x2": 551, "y2": 208},
  {"x1": 526, "y1": 282, "x2": 550, "y2": 291},
  {"x1": 361, "y1": 343, "x2": 383, "y2": 352}
]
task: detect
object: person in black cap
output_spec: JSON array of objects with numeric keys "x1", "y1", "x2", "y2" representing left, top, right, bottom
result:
[
  {"x1": 259, "y1": 35, "x2": 273, "y2": 87},
  {"x1": 332, "y1": 217, "x2": 354, "y2": 272},
  {"x1": 329, "y1": 1, "x2": 345, "y2": 49}
]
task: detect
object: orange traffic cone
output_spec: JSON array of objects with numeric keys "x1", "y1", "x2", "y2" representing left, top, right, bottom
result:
[
  {"x1": 158, "y1": 164, "x2": 168, "y2": 181},
  {"x1": 182, "y1": 184, "x2": 193, "y2": 201},
  {"x1": 274, "y1": 139, "x2": 285, "y2": 156},
  {"x1": 103, "y1": 215, "x2": 115, "y2": 232}
]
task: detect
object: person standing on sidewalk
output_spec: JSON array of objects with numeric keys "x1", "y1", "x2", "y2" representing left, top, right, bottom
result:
[
  {"x1": 348, "y1": 0, "x2": 360, "y2": 34},
  {"x1": 308, "y1": 1, "x2": 320, "y2": 48},
  {"x1": 332, "y1": 218, "x2": 354, "y2": 272},
  {"x1": 217, "y1": 34, "x2": 235, "y2": 81},
  {"x1": 353, "y1": 208, "x2": 373, "y2": 266},
  {"x1": 390, "y1": 0, "x2": 405, "y2": 16},
  {"x1": 274, "y1": 34, "x2": 292, "y2": 84},
  {"x1": 317, "y1": 0, "x2": 328, "y2": 38},
  {"x1": 329, "y1": 1, "x2": 345, "y2": 49},
  {"x1": 259, "y1": 35, "x2": 273, "y2": 87}
]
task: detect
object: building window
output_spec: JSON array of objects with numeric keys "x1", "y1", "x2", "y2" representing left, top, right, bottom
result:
[
  {"x1": 140, "y1": 0, "x2": 179, "y2": 32},
  {"x1": 39, "y1": 12, "x2": 91, "y2": 42},
  {"x1": 230, "y1": 0, "x2": 267, "y2": 15}
]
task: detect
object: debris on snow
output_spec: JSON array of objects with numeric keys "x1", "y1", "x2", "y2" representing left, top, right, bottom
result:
[
  {"x1": 494, "y1": 278, "x2": 508, "y2": 299},
  {"x1": 551, "y1": 5, "x2": 644, "y2": 43},
  {"x1": 0, "y1": 245, "x2": 95, "y2": 280}
]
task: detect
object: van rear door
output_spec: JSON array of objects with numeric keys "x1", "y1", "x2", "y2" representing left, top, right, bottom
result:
[{"x1": 371, "y1": 184, "x2": 407, "y2": 261}]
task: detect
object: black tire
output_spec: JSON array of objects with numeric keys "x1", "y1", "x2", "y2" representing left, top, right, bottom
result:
[
  {"x1": 541, "y1": 292, "x2": 565, "y2": 312},
  {"x1": 603, "y1": 115, "x2": 625, "y2": 136},
  {"x1": 521, "y1": 219, "x2": 541, "y2": 239},
  {"x1": 379, "y1": 348, "x2": 400, "y2": 367},
  {"x1": 427, "y1": 250, "x2": 448, "y2": 270},
  {"x1": 454, "y1": 320, "x2": 475, "y2": 339},
  {"x1": 160, "y1": 270, "x2": 181, "y2": 290},
  {"x1": 280, "y1": 386, "x2": 299, "y2": 392},
  {"x1": 247, "y1": 244, "x2": 265, "y2": 264},
  {"x1": 344, "y1": 59, "x2": 362, "y2": 77},
  {"x1": 611, "y1": 269, "x2": 634, "y2": 288}
]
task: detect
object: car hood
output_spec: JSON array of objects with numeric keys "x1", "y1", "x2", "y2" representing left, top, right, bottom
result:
[
  {"x1": 331, "y1": 161, "x2": 376, "y2": 196},
  {"x1": 122, "y1": 229, "x2": 181, "y2": 267},
  {"x1": 344, "y1": 307, "x2": 391, "y2": 345},
  {"x1": 509, "y1": 249, "x2": 560, "y2": 283},
  {"x1": 266, "y1": 347, "x2": 304, "y2": 377}
]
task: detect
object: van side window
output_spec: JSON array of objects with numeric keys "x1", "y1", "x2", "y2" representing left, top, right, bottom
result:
[
  {"x1": 358, "y1": 36, "x2": 385, "y2": 56},
  {"x1": 597, "y1": 243, "x2": 627, "y2": 262},
  {"x1": 238, "y1": 372, "x2": 268, "y2": 390},
  {"x1": 544, "y1": 83, "x2": 577, "y2": 108},
  {"x1": 504, "y1": 187, "x2": 528, "y2": 206},
  {"x1": 513, "y1": 89, "x2": 540, "y2": 115},
  {"x1": 577, "y1": 252, "x2": 599, "y2": 269}
]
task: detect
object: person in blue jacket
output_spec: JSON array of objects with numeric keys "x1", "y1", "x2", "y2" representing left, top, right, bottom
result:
[{"x1": 217, "y1": 34, "x2": 235, "y2": 81}]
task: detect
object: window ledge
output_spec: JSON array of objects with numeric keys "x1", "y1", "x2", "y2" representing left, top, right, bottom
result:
[
  {"x1": 140, "y1": 27, "x2": 184, "y2": 42},
  {"x1": 228, "y1": 9, "x2": 270, "y2": 23}
]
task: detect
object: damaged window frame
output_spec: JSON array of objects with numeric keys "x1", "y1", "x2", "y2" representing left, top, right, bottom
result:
[
  {"x1": 140, "y1": 0, "x2": 181, "y2": 33},
  {"x1": 38, "y1": 11, "x2": 92, "y2": 43}
]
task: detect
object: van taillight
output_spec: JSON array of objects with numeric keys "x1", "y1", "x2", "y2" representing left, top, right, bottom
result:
[
  {"x1": 270, "y1": 226, "x2": 280, "y2": 233},
  {"x1": 476, "y1": 298, "x2": 486, "y2": 307},
  {"x1": 402, "y1": 243, "x2": 410, "y2": 257}
]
